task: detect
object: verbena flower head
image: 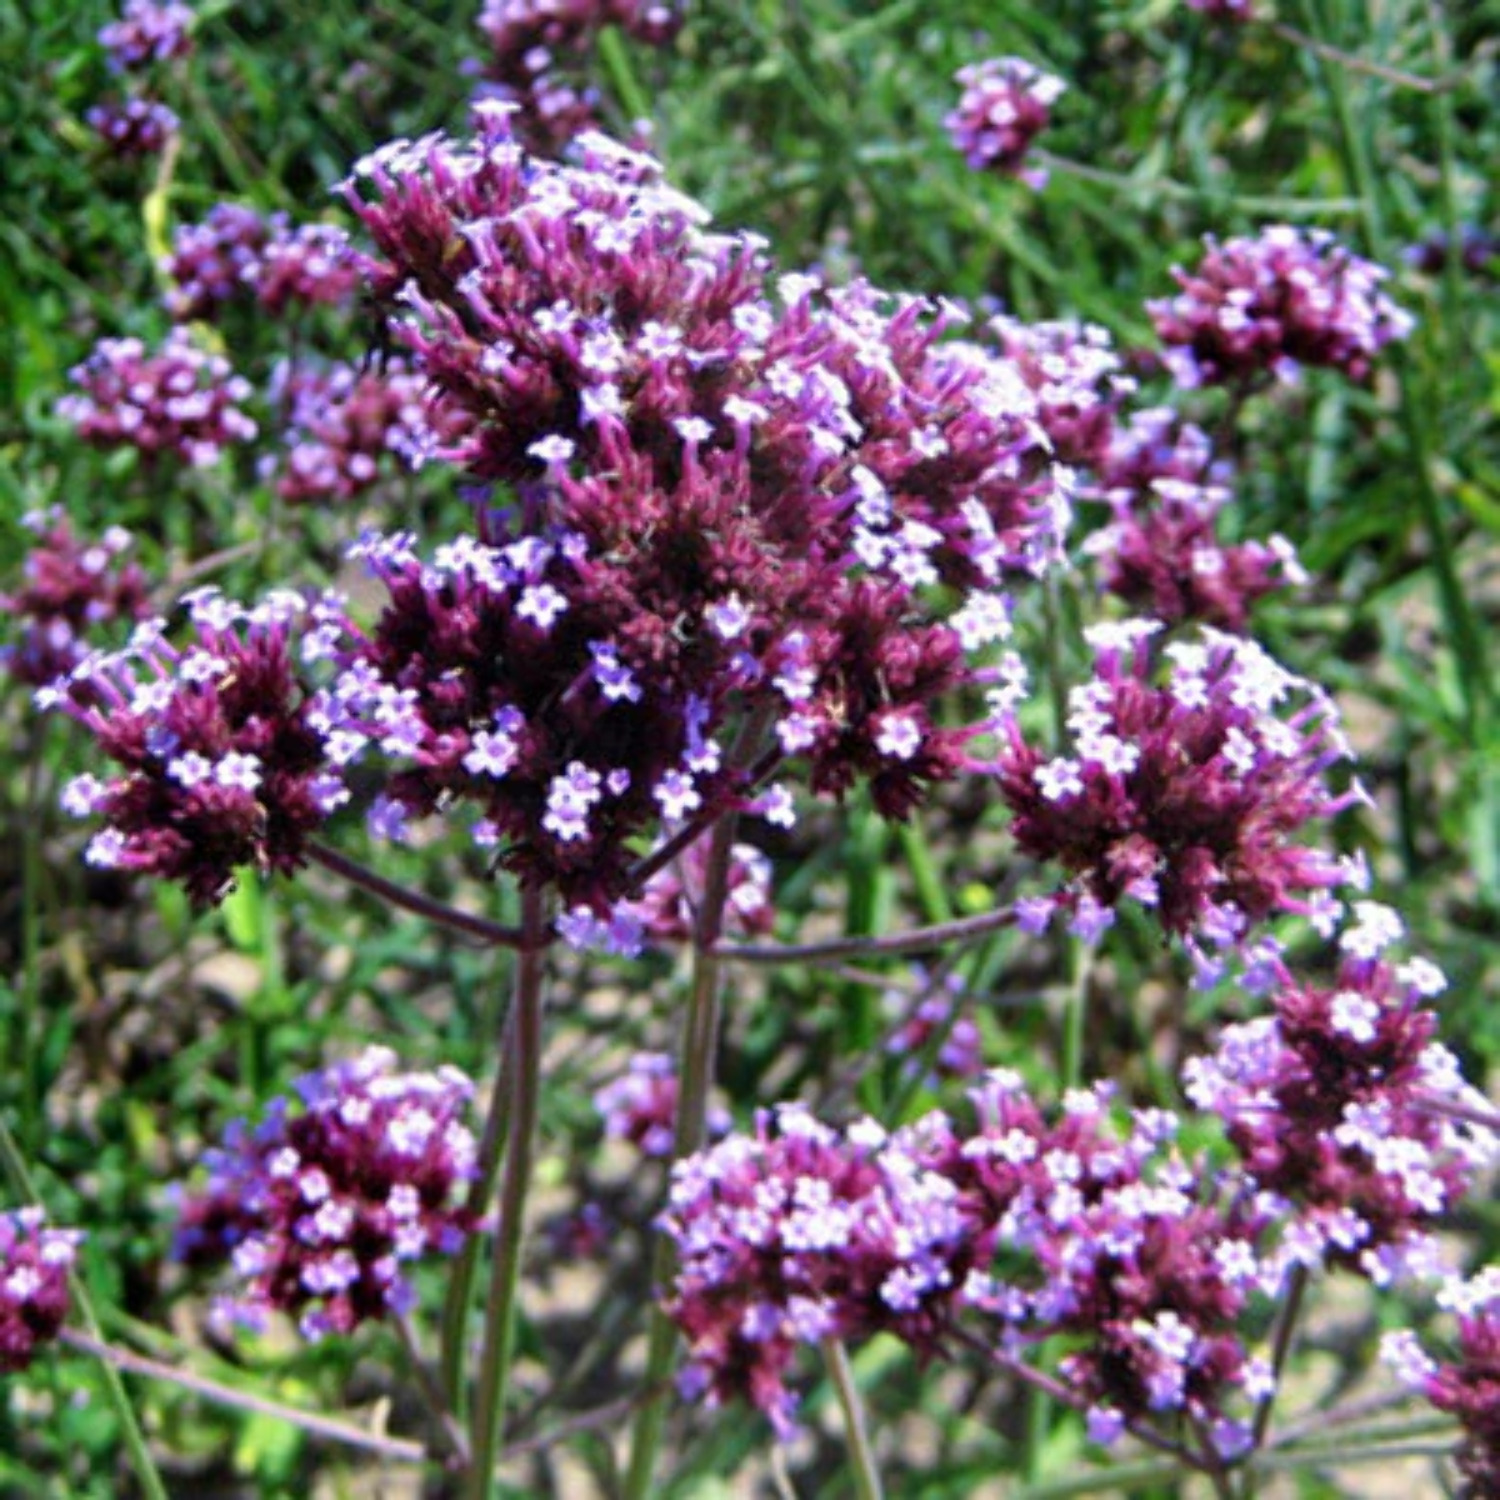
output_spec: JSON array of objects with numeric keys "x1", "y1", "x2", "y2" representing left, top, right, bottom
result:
[
  {"x1": 43, "y1": 588, "x2": 349, "y2": 907},
  {"x1": 660, "y1": 1102, "x2": 972, "y2": 1435},
  {"x1": 1, "y1": 510, "x2": 150, "y2": 689},
  {"x1": 263, "y1": 359, "x2": 434, "y2": 505},
  {"x1": 1186, "y1": 0, "x2": 1257, "y2": 20},
  {"x1": 1384, "y1": 1272, "x2": 1500, "y2": 1499},
  {"x1": 173, "y1": 1047, "x2": 477, "y2": 1341},
  {"x1": 1184, "y1": 913, "x2": 1498, "y2": 1283},
  {"x1": 594, "y1": 1051, "x2": 729, "y2": 1158},
  {"x1": 884, "y1": 970, "x2": 984, "y2": 1083},
  {"x1": 0, "y1": 1210, "x2": 81, "y2": 1373},
  {"x1": 163, "y1": 204, "x2": 275, "y2": 321},
  {"x1": 985, "y1": 315, "x2": 1133, "y2": 469},
  {"x1": 621, "y1": 838, "x2": 775, "y2": 944},
  {"x1": 85, "y1": 97, "x2": 179, "y2": 158},
  {"x1": 57, "y1": 330, "x2": 257, "y2": 468},
  {"x1": 1084, "y1": 475, "x2": 1305, "y2": 633},
  {"x1": 248, "y1": 222, "x2": 360, "y2": 314},
  {"x1": 1405, "y1": 226, "x2": 1499, "y2": 282},
  {"x1": 476, "y1": 1, "x2": 683, "y2": 154},
  {"x1": 99, "y1": 0, "x2": 194, "y2": 73},
  {"x1": 330, "y1": 110, "x2": 1068, "y2": 907},
  {"x1": 994, "y1": 621, "x2": 1361, "y2": 955},
  {"x1": 1149, "y1": 227, "x2": 1414, "y2": 387},
  {"x1": 945, "y1": 57, "x2": 1066, "y2": 184}
]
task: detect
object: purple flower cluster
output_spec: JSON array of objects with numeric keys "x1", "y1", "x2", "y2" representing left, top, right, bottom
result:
[
  {"x1": 594, "y1": 1051, "x2": 730, "y2": 1159},
  {"x1": 985, "y1": 315, "x2": 1134, "y2": 470},
  {"x1": 992, "y1": 620, "x2": 1361, "y2": 959},
  {"x1": 264, "y1": 360, "x2": 433, "y2": 506},
  {"x1": 99, "y1": 0, "x2": 194, "y2": 73},
  {"x1": 1149, "y1": 227, "x2": 1414, "y2": 388},
  {"x1": 173, "y1": 1047, "x2": 477, "y2": 1340},
  {"x1": 1, "y1": 510, "x2": 150, "y2": 690},
  {"x1": 43, "y1": 588, "x2": 348, "y2": 906},
  {"x1": 1386, "y1": 1271, "x2": 1500, "y2": 1499},
  {"x1": 1085, "y1": 471, "x2": 1304, "y2": 634},
  {"x1": 661, "y1": 1081, "x2": 1277, "y2": 1453},
  {"x1": 945, "y1": 57, "x2": 1066, "y2": 185},
  {"x1": 884, "y1": 970, "x2": 983, "y2": 1083},
  {"x1": 619, "y1": 838, "x2": 776, "y2": 946},
  {"x1": 163, "y1": 207, "x2": 358, "y2": 322},
  {"x1": 316, "y1": 111, "x2": 1066, "y2": 907},
  {"x1": 0, "y1": 1210, "x2": 81, "y2": 1374},
  {"x1": 1405, "y1": 226, "x2": 1499, "y2": 282},
  {"x1": 475, "y1": 1, "x2": 683, "y2": 154},
  {"x1": 1185, "y1": 906, "x2": 1497, "y2": 1284},
  {"x1": 1185, "y1": 0, "x2": 1257, "y2": 20},
  {"x1": 85, "y1": 97, "x2": 179, "y2": 158},
  {"x1": 57, "y1": 330, "x2": 257, "y2": 468}
]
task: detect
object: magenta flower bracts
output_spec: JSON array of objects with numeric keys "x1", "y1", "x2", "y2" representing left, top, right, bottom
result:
[
  {"x1": 1, "y1": 510, "x2": 150, "y2": 690},
  {"x1": 173, "y1": 1048, "x2": 478, "y2": 1340},
  {"x1": 99, "y1": 0, "x2": 194, "y2": 74},
  {"x1": 1150, "y1": 227, "x2": 1414, "y2": 388},
  {"x1": 992, "y1": 621, "x2": 1361, "y2": 956},
  {"x1": 945, "y1": 57, "x2": 1066, "y2": 184},
  {"x1": 0, "y1": 1210, "x2": 81, "y2": 1375},
  {"x1": 44, "y1": 589, "x2": 349, "y2": 906},
  {"x1": 58, "y1": 330, "x2": 258, "y2": 468},
  {"x1": 476, "y1": 1, "x2": 684, "y2": 154}
]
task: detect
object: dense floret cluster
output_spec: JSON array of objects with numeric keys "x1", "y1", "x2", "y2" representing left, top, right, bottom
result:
[
  {"x1": 594, "y1": 1051, "x2": 729, "y2": 1158},
  {"x1": 1, "y1": 510, "x2": 150, "y2": 689},
  {"x1": 263, "y1": 360, "x2": 433, "y2": 505},
  {"x1": 476, "y1": 1, "x2": 683, "y2": 153},
  {"x1": 0, "y1": 1210, "x2": 81, "y2": 1374},
  {"x1": 992, "y1": 620, "x2": 1361, "y2": 961},
  {"x1": 1185, "y1": 907, "x2": 1497, "y2": 1283},
  {"x1": 1149, "y1": 227, "x2": 1414, "y2": 387},
  {"x1": 99, "y1": 0, "x2": 194, "y2": 73},
  {"x1": 44, "y1": 589, "x2": 348, "y2": 906},
  {"x1": 173, "y1": 1048, "x2": 478, "y2": 1340},
  {"x1": 57, "y1": 330, "x2": 258, "y2": 467},
  {"x1": 1385, "y1": 1270, "x2": 1500, "y2": 1500},
  {"x1": 85, "y1": 97, "x2": 179, "y2": 157},
  {"x1": 944, "y1": 57, "x2": 1066, "y2": 183}
]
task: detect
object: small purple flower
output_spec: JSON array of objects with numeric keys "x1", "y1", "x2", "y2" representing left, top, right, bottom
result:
[
  {"x1": 57, "y1": 330, "x2": 257, "y2": 468},
  {"x1": 0, "y1": 1209, "x2": 82, "y2": 1374},
  {"x1": 1, "y1": 510, "x2": 151, "y2": 689},
  {"x1": 99, "y1": 0, "x2": 194, "y2": 73},
  {"x1": 945, "y1": 57, "x2": 1066, "y2": 184},
  {"x1": 173, "y1": 1047, "x2": 478, "y2": 1340},
  {"x1": 85, "y1": 97, "x2": 179, "y2": 158},
  {"x1": 993, "y1": 622, "x2": 1361, "y2": 950},
  {"x1": 1149, "y1": 227, "x2": 1414, "y2": 387},
  {"x1": 594, "y1": 1051, "x2": 729, "y2": 1159}
]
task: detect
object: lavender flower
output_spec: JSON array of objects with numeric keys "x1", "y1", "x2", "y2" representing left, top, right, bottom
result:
[
  {"x1": 162, "y1": 204, "x2": 274, "y2": 321},
  {"x1": 476, "y1": 1, "x2": 683, "y2": 154},
  {"x1": 1386, "y1": 1273, "x2": 1500, "y2": 1499},
  {"x1": 594, "y1": 1051, "x2": 729, "y2": 1158},
  {"x1": 57, "y1": 330, "x2": 257, "y2": 468},
  {"x1": 85, "y1": 97, "x2": 179, "y2": 158},
  {"x1": 945, "y1": 57, "x2": 1066, "y2": 184},
  {"x1": 99, "y1": 0, "x2": 194, "y2": 73},
  {"x1": 173, "y1": 1047, "x2": 477, "y2": 1340},
  {"x1": 264, "y1": 360, "x2": 434, "y2": 506},
  {"x1": 1186, "y1": 0, "x2": 1257, "y2": 20},
  {"x1": 0, "y1": 1209, "x2": 81, "y2": 1374},
  {"x1": 1, "y1": 510, "x2": 150, "y2": 689},
  {"x1": 1184, "y1": 916, "x2": 1497, "y2": 1284},
  {"x1": 993, "y1": 621, "x2": 1361, "y2": 953},
  {"x1": 44, "y1": 588, "x2": 349, "y2": 907},
  {"x1": 1149, "y1": 227, "x2": 1414, "y2": 387},
  {"x1": 622, "y1": 838, "x2": 775, "y2": 944}
]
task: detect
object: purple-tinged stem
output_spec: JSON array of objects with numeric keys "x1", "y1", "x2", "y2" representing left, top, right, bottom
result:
[
  {"x1": 714, "y1": 902, "x2": 1018, "y2": 966},
  {"x1": 465, "y1": 887, "x2": 550, "y2": 1500},
  {"x1": 1413, "y1": 1090, "x2": 1500, "y2": 1134},
  {"x1": 1252, "y1": 1263, "x2": 1308, "y2": 1454},
  {"x1": 307, "y1": 840, "x2": 529, "y2": 949},
  {"x1": 393, "y1": 1309, "x2": 470, "y2": 1465}
]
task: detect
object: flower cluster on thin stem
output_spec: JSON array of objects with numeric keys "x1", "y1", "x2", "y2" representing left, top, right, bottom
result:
[
  {"x1": 0, "y1": 1209, "x2": 81, "y2": 1374},
  {"x1": 173, "y1": 1047, "x2": 478, "y2": 1341},
  {"x1": 945, "y1": 57, "x2": 1066, "y2": 187}
]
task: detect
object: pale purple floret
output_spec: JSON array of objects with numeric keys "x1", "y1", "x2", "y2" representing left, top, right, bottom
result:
[
  {"x1": 0, "y1": 1209, "x2": 82, "y2": 1374},
  {"x1": 173, "y1": 1047, "x2": 477, "y2": 1340},
  {"x1": 945, "y1": 57, "x2": 1066, "y2": 184},
  {"x1": 1149, "y1": 227, "x2": 1413, "y2": 387}
]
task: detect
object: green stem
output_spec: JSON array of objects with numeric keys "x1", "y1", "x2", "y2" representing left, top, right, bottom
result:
[
  {"x1": 393, "y1": 1311, "x2": 470, "y2": 1465},
  {"x1": 623, "y1": 804, "x2": 745, "y2": 1500},
  {"x1": 464, "y1": 890, "x2": 550, "y2": 1500},
  {"x1": 822, "y1": 1338, "x2": 884, "y2": 1500},
  {"x1": 16, "y1": 717, "x2": 49, "y2": 1150},
  {"x1": 0, "y1": 1119, "x2": 168, "y2": 1500}
]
